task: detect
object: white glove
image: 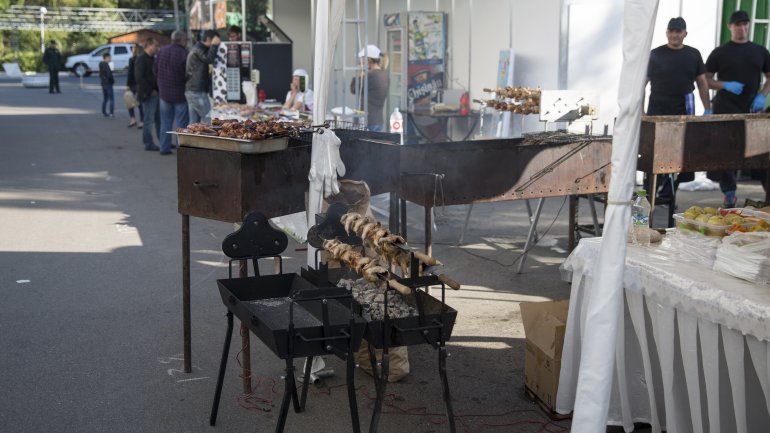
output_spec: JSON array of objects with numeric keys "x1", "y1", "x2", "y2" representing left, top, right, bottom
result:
[{"x1": 308, "y1": 129, "x2": 345, "y2": 198}]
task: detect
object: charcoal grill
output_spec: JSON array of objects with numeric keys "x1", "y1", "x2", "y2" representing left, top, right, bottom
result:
[
  {"x1": 209, "y1": 212, "x2": 367, "y2": 433},
  {"x1": 303, "y1": 259, "x2": 458, "y2": 433}
]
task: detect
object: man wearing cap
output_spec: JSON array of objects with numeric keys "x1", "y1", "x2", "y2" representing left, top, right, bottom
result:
[
  {"x1": 350, "y1": 44, "x2": 390, "y2": 131},
  {"x1": 283, "y1": 69, "x2": 314, "y2": 112},
  {"x1": 705, "y1": 10, "x2": 770, "y2": 207},
  {"x1": 645, "y1": 17, "x2": 711, "y2": 203}
]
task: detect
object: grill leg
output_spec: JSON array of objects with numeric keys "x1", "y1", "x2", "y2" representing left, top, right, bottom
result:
[
  {"x1": 439, "y1": 346, "x2": 456, "y2": 433},
  {"x1": 299, "y1": 356, "x2": 313, "y2": 412},
  {"x1": 209, "y1": 311, "x2": 234, "y2": 426},
  {"x1": 368, "y1": 351, "x2": 390, "y2": 433},
  {"x1": 366, "y1": 343, "x2": 382, "y2": 395},
  {"x1": 347, "y1": 350, "x2": 361, "y2": 433},
  {"x1": 275, "y1": 360, "x2": 295, "y2": 433}
]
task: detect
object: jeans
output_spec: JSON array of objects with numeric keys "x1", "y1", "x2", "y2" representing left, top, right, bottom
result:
[
  {"x1": 185, "y1": 91, "x2": 211, "y2": 124},
  {"x1": 48, "y1": 69, "x2": 60, "y2": 93},
  {"x1": 141, "y1": 94, "x2": 160, "y2": 149},
  {"x1": 159, "y1": 99, "x2": 189, "y2": 153},
  {"x1": 102, "y1": 85, "x2": 114, "y2": 115}
]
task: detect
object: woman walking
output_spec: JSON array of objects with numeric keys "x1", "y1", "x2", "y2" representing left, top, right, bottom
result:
[{"x1": 126, "y1": 44, "x2": 144, "y2": 128}]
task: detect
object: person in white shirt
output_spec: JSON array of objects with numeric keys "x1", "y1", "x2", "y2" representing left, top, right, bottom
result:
[{"x1": 283, "y1": 68, "x2": 314, "y2": 112}]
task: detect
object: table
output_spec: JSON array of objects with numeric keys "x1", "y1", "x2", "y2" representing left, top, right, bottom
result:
[{"x1": 556, "y1": 237, "x2": 770, "y2": 433}]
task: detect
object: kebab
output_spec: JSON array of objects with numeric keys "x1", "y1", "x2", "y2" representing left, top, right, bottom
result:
[
  {"x1": 340, "y1": 212, "x2": 438, "y2": 276},
  {"x1": 322, "y1": 239, "x2": 412, "y2": 295}
]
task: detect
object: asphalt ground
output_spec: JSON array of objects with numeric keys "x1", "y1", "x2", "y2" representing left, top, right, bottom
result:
[{"x1": 0, "y1": 73, "x2": 764, "y2": 433}]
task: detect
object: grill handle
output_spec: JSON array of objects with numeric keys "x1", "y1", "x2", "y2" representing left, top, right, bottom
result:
[
  {"x1": 193, "y1": 180, "x2": 219, "y2": 188},
  {"x1": 436, "y1": 274, "x2": 460, "y2": 290}
]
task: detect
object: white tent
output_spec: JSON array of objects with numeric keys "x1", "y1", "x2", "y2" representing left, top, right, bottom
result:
[
  {"x1": 307, "y1": 0, "x2": 346, "y2": 266},
  {"x1": 569, "y1": 1, "x2": 660, "y2": 431}
]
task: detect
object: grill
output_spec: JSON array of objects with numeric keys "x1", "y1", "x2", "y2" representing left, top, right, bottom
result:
[
  {"x1": 305, "y1": 208, "x2": 459, "y2": 433},
  {"x1": 209, "y1": 212, "x2": 366, "y2": 433}
]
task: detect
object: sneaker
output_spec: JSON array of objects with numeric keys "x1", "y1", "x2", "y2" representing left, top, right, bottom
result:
[
  {"x1": 145, "y1": 144, "x2": 160, "y2": 151},
  {"x1": 137, "y1": 122, "x2": 144, "y2": 129},
  {"x1": 724, "y1": 195, "x2": 737, "y2": 209},
  {"x1": 159, "y1": 150, "x2": 174, "y2": 155}
]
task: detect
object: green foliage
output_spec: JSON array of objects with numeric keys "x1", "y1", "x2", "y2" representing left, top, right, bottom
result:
[{"x1": 0, "y1": 50, "x2": 43, "y2": 72}]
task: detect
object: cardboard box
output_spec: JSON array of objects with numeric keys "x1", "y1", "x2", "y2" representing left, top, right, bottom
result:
[{"x1": 520, "y1": 299, "x2": 569, "y2": 413}]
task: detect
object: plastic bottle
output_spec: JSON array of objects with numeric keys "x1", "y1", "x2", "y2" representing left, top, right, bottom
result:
[
  {"x1": 389, "y1": 107, "x2": 404, "y2": 144},
  {"x1": 631, "y1": 189, "x2": 651, "y2": 246}
]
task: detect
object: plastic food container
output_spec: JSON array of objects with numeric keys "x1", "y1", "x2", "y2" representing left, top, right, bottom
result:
[{"x1": 673, "y1": 213, "x2": 751, "y2": 237}]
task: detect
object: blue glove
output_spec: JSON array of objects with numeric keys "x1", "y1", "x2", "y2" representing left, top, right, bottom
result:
[
  {"x1": 703, "y1": 108, "x2": 713, "y2": 115},
  {"x1": 723, "y1": 81, "x2": 744, "y2": 95},
  {"x1": 752, "y1": 94, "x2": 766, "y2": 112}
]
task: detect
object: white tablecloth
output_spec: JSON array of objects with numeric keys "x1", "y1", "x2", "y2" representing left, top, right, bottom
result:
[{"x1": 556, "y1": 237, "x2": 770, "y2": 433}]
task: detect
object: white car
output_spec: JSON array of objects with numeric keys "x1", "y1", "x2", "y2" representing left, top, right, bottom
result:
[{"x1": 65, "y1": 43, "x2": 134, "y2": 77}]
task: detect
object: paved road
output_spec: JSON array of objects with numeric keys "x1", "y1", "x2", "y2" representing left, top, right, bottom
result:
[{"x1": 0, "y1": 74, "x2": 760, "y2": 433}]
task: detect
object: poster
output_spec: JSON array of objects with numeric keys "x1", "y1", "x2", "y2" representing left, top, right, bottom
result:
[
  {"x1": 407, "y1": 63, "x2": 444, "y2": 109},
  {"x1": 497, "y1": 49, "x2": 514, "y2": 89},
  {"x1": 408, "y1": 12, "x2": 445, "y2": 64}
]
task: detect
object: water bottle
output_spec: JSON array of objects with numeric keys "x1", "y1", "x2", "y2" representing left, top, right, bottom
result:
[
  {"x1": 389, "y1": 107, "x2": 404, "y2": 144},
  {"x1": 631, "y1": 189, "x2": 651, "y2": 246}
]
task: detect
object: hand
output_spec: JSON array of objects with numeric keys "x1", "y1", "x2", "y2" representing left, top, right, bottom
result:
[
  {"x1": 752, "y1": 94, "x2": 766, "y2": 112},
  {"x1": 722, "y1": 81, "x2": 744, "y2": 95},
  {"x1": 703, "y1": 108, "x2": 713, "y2": 115}
]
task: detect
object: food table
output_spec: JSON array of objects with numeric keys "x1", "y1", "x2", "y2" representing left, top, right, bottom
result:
[{"x1": 556, "y1": 236, "x2": 770, "y2": 432}]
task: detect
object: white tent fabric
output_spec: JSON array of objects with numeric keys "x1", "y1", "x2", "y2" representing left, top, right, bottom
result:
[
  {"x1": 307, "y1": 0, "x2": 346, "y2": 266},
  {"x1": 569, "y1": 1, "x2": 659, "y2": 431}
]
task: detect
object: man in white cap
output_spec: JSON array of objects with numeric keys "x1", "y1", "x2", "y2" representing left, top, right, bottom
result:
[
  {"x1": 350, "y1": 44, "x2": 390, "y2": 131},
  {"x1": 283, "y1": 68, "x2": 314, "y2": 112}
]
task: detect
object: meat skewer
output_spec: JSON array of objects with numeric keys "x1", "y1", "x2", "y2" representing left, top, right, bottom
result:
[{"x1": 322, "y1": 239, "x2": 411, "y2": 295}]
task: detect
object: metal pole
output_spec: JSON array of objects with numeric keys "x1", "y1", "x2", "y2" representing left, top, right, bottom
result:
[
  {"x1": 210, "y1": 0, "x2": 215, "y2": 30},
  {"x1": 39, "y1": 7, "x2": 46, "y2": 53},
  {"x1": 242, "y1": 0, "x2": 246, "y2": 41},
  {"x1": 173, "y1": 0, "x2": 180, "y2": 31}
]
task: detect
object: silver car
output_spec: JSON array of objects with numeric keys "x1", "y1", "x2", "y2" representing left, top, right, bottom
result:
[{"x1": 65, "y1": 43, "x2": 134, "y2": 77}]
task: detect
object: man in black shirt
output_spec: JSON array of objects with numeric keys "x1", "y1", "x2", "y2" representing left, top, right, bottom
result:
[
  {"x1": 705, "y1": 10, "x2": 770, "y2": 207},
  {"x1": 42, "y1": 40, "x2": 61, "y2": 94},
  {"x1": 135, "y1": 38, "x2": 161, "y2": 151},
  {"x1": 645, "y1": 17, "x2": 710, "y2": 205}
]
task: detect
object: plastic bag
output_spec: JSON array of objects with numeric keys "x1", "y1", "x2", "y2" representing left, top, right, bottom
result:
[
  {"x1": 670, "y1": 229, "x2": 721, "y2": 268},
  {"x1": 354, "y1": 341, "x2": 410, "y2": 383},
  {"x1": 713, "y1": 232, "x2": 770, "y2": 284},
  {"x1": 123, "y1": 89, "x2": 138, "y2": 109}
]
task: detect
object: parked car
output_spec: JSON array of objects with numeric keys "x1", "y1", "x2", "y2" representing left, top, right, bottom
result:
[{"x1": 65, "y1": 43, "x2": 134, "y2": 77}]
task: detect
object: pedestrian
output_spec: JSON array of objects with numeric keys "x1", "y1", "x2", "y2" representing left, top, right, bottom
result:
[
  {"x1": 99, "y1": 53, "x2": 115, "y2": 118},
  {"x1": 42, "y1": 40, "x2": 61, "y2": 94},
  {"x1": 155, "y1": 30, "x2": 190, "y2": 155},
  {"x1": 185, "y1": 29, "x2": 220, "y2": 124},
  {"x1": 135, "y1": 37, "x2": 161, "y2": 151},
  {"x1": 227, "y1": 25, "x2": 242, "y2": 42},
  {"x1": 283, "y1": 69, "x2": 314, "y2": 112},
  {"x1": 645, "y1": 17, "x2": 711, "y2": 202},
  {"x1": 126, "y1": 44, "x2": 144, "y2": 128},
  {"x1": 705, "y1": 10, "x2": 770, "y2": 207},
  {"x1": 350, "y1": 44, "x2": 389, "y2": 131}
]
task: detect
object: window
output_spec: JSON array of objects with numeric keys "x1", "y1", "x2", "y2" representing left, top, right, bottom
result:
[
  {"x1": 92, "y1": 47, "x2": 109, "y2": 57},
  {"x1": 720, "y1": 1, "x2": 770, "y2": 48},
  {"x1": 114, "y1": 46, "x2": 129, "y2": 55}
]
